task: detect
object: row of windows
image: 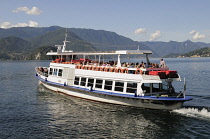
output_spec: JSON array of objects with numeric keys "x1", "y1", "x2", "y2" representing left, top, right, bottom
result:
[
  {"x1": 74, "y1": 77, "x2": 137, "y2": 93},
  {"x1": 49, "y1": 68, "x2": 63, "y2": 77},
  {"x1": 74, "y1": 76, "x2": 169, "y2": 94}
]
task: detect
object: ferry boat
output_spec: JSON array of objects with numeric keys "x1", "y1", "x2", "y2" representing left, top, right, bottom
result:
[{"x1": 35, "y1": 32, "x2": 192, "y2": 110}]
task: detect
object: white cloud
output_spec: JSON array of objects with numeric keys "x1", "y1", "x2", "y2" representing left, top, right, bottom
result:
[
  {"x1": 189, "y1": 30, "x2": 197, "y2": 35},
  {"x1": 13, "y1": 7, "x2": 29, "y2": 12},
  {"x1": 192, "y1": 32, "x2": 206, "y2": 40},
  {"x1": 0, "y1": 21, "x2": 39, "y2": 28},
  {"x1": 134, "y1": 28, "x2": 146, "y2": 34},
  {"x1": 26, "y1": 7, "x2": 42, "y2": 15},
  {"x1": 150, "y1": 30, "x2": 161, "y2": 41},
  {"x1": 28, "y1": 21, "x2": 38, "y2": 27},
  {"x1": 12, "y1": 6, "x2": 42, "y2": 15},
  {"x1": 189, "y1": 30, "x2": 206, "y2": 40},
  {"x1": 0, "y1": 22, "x2": 12, "y2": 28}
]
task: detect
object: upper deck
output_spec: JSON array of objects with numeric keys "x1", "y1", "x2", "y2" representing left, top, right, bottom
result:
[{"x1": 47, "y1": 50, "x2": 153, "y2": 56}]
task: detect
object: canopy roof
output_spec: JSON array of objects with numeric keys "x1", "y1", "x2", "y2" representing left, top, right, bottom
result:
[{"x1": 46, "y1": 50, "x2": 153, "y2": 56}]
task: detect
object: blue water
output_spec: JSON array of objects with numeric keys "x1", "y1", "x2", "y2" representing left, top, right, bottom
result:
[{"x1": 0, "y1": 58, "x2": 210, "y2": 138}]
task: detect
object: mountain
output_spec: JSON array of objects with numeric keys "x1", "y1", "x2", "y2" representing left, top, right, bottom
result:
[
  {"x1": 0, "y1": 26, "x2": 62, "y2": 40},
  {"x1": 69, "y1": 28, "x2": 150, "y2": 51},
  {"x1": 1, "y1": 26, "x2": 210, "y2": 60},
  {"x1": 30, "y1": 28, "x2": 96, "y2": 52},
  {"x1": 29, "y1": 46, "x2": 57, "y2": 60},
  {"x1": 0, "y1": 36, "x2": 34, "y2": 60},
  {"x1": 181, "y1": 47, "x2": 210, "y2": 57},
  {"x1": 142, "y1": 40, "x2": 206, "y2": 57}
]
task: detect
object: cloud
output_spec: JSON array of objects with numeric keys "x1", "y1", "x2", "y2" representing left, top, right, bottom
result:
[
  {"x1": 0, "y1": 21, "x2": 39, "y2": 28},
  {"x1": 134, "y1": 28, "x2": 146, "y2": 34},
  {"x1": 0, "y1": 22, "x2": 12, "y2": 28},
  {"x1": 189, "y1": 30, "x2": 197, "y2": 35},
  {"x1": 189, "y1": 30, "x2": 206, "y2": 40},
  {"x1": 150, "y1": 30, "x2": 161, "y2": 41},
  {"x1": 12, "y1": 6, "x2": 42, "y2": 15},
  {"x1": 13, "y1": 7, "x2": 29, "y2": 12}
]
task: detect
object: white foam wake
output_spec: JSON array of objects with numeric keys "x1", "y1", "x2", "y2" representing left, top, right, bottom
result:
[{"x1": 173, "y1": 107, "x2": 210, "y2": 119}]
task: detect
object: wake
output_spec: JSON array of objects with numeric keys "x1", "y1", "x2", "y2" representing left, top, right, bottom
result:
[{"x1": 173, "y1": 107, "x2": 210, "y2": 119}]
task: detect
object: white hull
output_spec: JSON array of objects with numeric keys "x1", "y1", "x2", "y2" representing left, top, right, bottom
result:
[{"x1": 39, "y1": 80, "x2": 184, "y2": 110}]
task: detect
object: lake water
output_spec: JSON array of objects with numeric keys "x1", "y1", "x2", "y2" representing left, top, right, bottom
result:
[{"x1": 0, "y1": 58, "x2": 210, "y2": 138}]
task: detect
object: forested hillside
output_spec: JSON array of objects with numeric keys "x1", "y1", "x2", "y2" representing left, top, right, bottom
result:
[
  {"x1": 30, "y1": 28, "x2": 96, "y2": 52},
  {"x1": 0, "y1": 36, "x2": 34, "y2": 60},
  {"x1": 181, "y1": 47, "x2": 210, "y2": 57}
]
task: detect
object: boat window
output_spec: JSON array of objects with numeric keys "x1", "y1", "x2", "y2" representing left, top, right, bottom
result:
[
  {"x1": 142, "y1": 83, "x2": 168, "y2": 93},
  {"x1": 58, "y1": 69, "x2": 63, "y2": 76},
  {"x1": 80, "y1": 77, "x2": 86, "y2": 86},
  {"x1": 115, "y1": 82, "x2": 124, "y2": 92},
  {"x1": 142, "y1": 83, "x2": 150, "y2": 93},
  {"x1": 87, "y1": 78, "x2": 94, "y2": 87},
  {"x1": 162, "y1": 82, "x2": 168, "y2": 90},
  {"x1": 74, "y1": 77, "x2": 79, "y2": 85},
  {"x1": 53, "y1": 68, "x2": 58, "y2": 76},
  {"x1": 104, "y1": 80, "x2": 113, "y2": 90},
  {"x1": 152, "y1": 83, "x2": 161, "y2": 92},
  {"x1": 49, "y1": 68, "x2": 53, "y2": 75},
  {"x1": 95, "y1": 79, "x2": 103, "y2": 89},
  {"x1": 127, "y1": 82, "x2": 137, "y2": 93}
]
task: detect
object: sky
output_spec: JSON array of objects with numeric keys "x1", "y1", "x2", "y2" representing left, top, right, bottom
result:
[{"x1": 1, "y1": 0, "x2": 210, "y2": 43}]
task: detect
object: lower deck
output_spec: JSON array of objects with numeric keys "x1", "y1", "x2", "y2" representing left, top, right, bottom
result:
[{"x1": 73, "y1": 75, "x2": 172, "y2": 96}]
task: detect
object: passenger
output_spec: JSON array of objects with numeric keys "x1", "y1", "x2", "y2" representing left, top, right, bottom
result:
[
  {"x1": 44, "y1": 68, "x2": 48, "y2": 73},
  {"x1": 40, "y1": 67, "x2": 44, "y2": 72},
  {"x1": 152, "y1": 63, "x2": 158, "y2": 68},
  {"x1": 140, "y1": 62, "x2": 146, "y2": 68},
  {"x1": 121, "y1": 62, "x2": 125, "y2": 67},
  {"x1": 102, "y1": 63, "x2": 107, "y2": 66},
  {"x1": 160, "y1": 58, "x2": 166, "y2": 68},
  {"x1": 140, "y1": 61, "x2": 144, "y2": 68}
]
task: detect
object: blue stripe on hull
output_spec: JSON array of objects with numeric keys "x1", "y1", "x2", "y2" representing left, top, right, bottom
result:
[{"x1": 36, "y1": 75, "x2": 192, "y2": 102}]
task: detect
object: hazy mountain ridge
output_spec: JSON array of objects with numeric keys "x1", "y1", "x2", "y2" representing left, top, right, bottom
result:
[
  {"x1": 0, "y1": 26, "x2": 62, "y2": 40},
  {"x1": 69, "y1": 28, "x2": 150, "y2": 51},
  {"x1": 0, "y1": 26, "x2": 210, "y2": 60},
  {"x1": 142, "y1": 40, "x2": 210, "y2": 57}
]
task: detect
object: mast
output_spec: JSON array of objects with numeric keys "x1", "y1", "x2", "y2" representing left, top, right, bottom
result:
[{"x1": 62, "y1": 29, "x2": 70, "y2": 52}]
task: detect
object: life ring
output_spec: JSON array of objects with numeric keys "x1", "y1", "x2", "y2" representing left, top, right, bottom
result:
[
  {"x1": 110, "y1": 68, "x2": 115, "y2": 72},
  {"x1": 105, "y1": 67, "x2": 110, "y2": 72},
  {"x1": 100, "y1": 67, "x2": 105, "y2": 71},
  {"x1": 95, "y1": 67, "x2": 100, "y2": 71},
  {"x1": 88, "y1": 66, "x2": 92, "y2": 70},
  {"x1": 135, "y1": 69, "x2": 143, "y2": 74},
  {"x1": 121, "y1": 68, "x2": 128, "y2": 73},
  {"x1": 92, "y1": 66, "x2": 96, "y2": 71},
  {"x1": 115, "y1": 68, "x2": 121, "y2": 73}
]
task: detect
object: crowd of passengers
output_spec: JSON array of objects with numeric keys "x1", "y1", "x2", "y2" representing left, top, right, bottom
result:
[{"x1": 78, "y1": 60, "x2": 166, "y2": 69}]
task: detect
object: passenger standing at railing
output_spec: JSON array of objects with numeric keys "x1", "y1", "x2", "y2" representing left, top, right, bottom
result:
[{"x1": 160, "y1": 58, "x2": 166, "y2": 68}]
